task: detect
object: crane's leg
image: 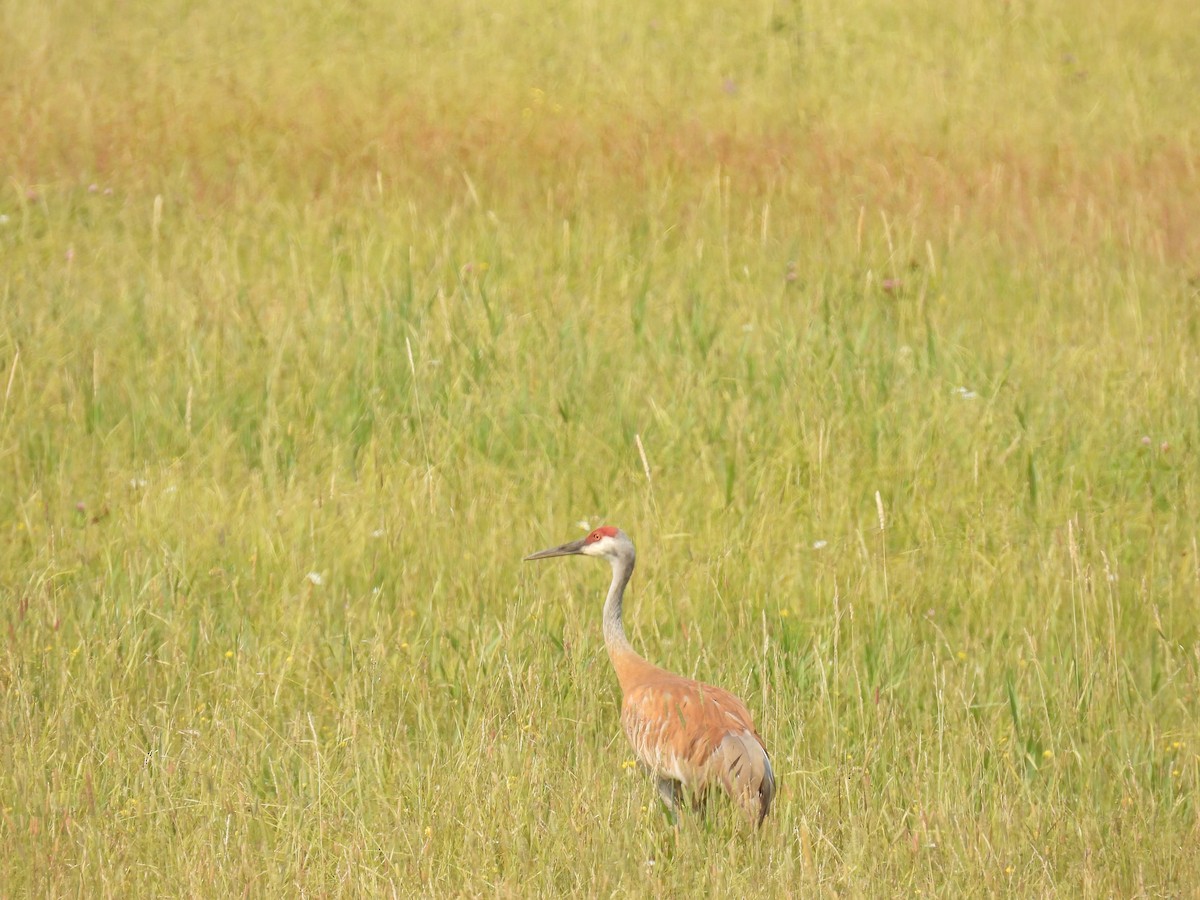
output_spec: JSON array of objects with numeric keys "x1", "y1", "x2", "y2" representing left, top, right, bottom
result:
[{"x1": 655, "y1": 777, "x2": 682, "y2": 826}]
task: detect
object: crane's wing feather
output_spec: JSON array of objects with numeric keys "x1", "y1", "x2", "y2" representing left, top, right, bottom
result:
[
  {"x1": 712, "y1": 729, "x2": 776, "y2": 826},
  {"x1": 620, "y1": 676, "x2": 774, "y2": 825}
]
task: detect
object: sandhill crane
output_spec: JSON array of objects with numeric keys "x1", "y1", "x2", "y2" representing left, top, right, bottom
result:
[{"x1": 525, "y1": 525, "x2": 775, "y2": 827}]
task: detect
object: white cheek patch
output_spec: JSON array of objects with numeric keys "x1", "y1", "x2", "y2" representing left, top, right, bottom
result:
[{"x1": 584, "y1": 536, "x2": 612, "y2": 556}]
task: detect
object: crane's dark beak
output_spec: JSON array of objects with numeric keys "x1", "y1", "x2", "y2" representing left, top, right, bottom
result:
[{"x1": 524, "y1": 537, "x2": 586, "y2": 561}]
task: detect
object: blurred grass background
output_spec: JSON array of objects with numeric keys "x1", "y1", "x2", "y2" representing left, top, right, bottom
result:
[{"x1": 2, "y1": 0, "x2": 1199, "y2": 894}]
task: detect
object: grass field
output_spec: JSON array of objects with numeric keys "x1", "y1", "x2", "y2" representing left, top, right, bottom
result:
[{"x1": 3, "y1": 0, "x2": 1199, "y2": 894}]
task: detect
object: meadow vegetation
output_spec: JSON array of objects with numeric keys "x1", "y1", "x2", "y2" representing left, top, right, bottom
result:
[{"x1": 2, "y1": 0, "x2": 1199, "y2": 894}]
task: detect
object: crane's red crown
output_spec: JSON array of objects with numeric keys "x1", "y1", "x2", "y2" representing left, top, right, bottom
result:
[{"x1": 586, "y1": 525, "x2": 620, "y2": 543}]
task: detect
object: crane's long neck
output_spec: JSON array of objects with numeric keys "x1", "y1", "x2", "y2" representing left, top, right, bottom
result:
[{"x1": 602, "y1": 550, "x2": 636, "y2": 659}]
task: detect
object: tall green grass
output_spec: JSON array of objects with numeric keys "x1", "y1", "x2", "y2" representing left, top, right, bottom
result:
[{"x1": 2, "y1": 0, "x2": 1198, "y2": 893}]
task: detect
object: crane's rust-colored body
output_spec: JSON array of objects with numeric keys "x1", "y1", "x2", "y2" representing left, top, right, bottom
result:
[{"x1": 525, "y1": 526, "x2": 775, "y2": 827}]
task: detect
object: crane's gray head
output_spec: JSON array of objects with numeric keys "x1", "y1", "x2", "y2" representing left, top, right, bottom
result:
[{"x1": 524, "y1": 525, "x2": 635, "y2": 566}]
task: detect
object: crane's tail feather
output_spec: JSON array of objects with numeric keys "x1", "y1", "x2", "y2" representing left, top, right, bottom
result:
[{"x1": 716, "y1": 731, "x2": 776, "y2": 827}]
